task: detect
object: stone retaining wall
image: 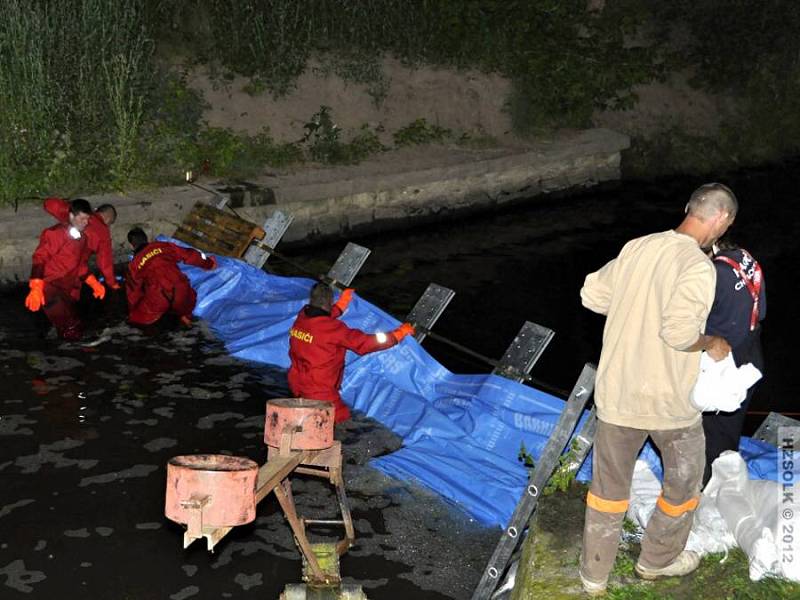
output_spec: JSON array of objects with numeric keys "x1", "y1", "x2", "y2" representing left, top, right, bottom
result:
[{"x1": 0, "y1": 128, "x2": 628, "y2": 283}]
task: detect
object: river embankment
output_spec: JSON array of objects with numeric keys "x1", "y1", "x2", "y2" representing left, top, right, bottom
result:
[{"x1": 0, "y1": 128, "x2": 627, "y2": 283}]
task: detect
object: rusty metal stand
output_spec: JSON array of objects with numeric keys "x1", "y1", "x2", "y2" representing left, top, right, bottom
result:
[
  {"x1": 267, "y1": 439, "x2": 355, "y2": 585},
  {"x1": 170, "y1": 398, "x2": 359, "y2": 596}
]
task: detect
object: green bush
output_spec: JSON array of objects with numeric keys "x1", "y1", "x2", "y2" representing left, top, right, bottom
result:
[
  {"x1": 636, "y1": 0, "x2": 800, "y2": 175},
  {"x1": 0, "y1": 0, "x2": 154, "y2": 203},
  {"x1": 302, "y1": 106, "x2": 385, "y2": 164},
  {"x1": 393, "y1": 119, "x2": 451, "y2": 147}
]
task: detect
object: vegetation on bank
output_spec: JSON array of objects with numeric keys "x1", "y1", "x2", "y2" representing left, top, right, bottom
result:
[
  {"x1": 0, "y1": 0, "x2": 656, "y2": 205},
  {"x1": 624, "y1": 0, "x2": 800, "y2": 178},
  {"x1": 2, "y1": 0, "x2": 800, "y2": 203},
  {"x1": 512, "y1": 483, "x2": 800, "y2": 600}
]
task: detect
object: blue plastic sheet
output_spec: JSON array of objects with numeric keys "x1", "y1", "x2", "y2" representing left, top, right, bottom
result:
[{"x1": 174, "y1": 244, "x2": 781, "y2": 527}]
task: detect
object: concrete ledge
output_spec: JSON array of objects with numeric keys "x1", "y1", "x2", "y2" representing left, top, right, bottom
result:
[{"x1": 0, "y1": 128, "x2": 628, "y2": 282}]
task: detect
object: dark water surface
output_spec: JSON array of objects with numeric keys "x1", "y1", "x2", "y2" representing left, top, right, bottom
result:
[
  {"x1": 275, "y1": 165, "x2": 798, "y2": 433},
  {"x1": 2, "y1": 163, "x2": 799, "y2": 599}
]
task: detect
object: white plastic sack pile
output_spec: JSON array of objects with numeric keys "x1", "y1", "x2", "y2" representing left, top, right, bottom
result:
[
  {"x1": 628, "y1": 453, "x2": 800, "y2": 582},
  {"x1": 704, "y1": 451, "x2": 800, "y2": 582},
  {"x1": 627, "y1": 460, "x2": 736, "y2": 556},
  {"x1": 690, "y1": 351, "x2": 762, "y2": 413}
]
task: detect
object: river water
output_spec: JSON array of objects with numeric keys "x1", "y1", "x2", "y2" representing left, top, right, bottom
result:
[{"x1": 2, "y1": 163, "x2": 798, "y2": 599}]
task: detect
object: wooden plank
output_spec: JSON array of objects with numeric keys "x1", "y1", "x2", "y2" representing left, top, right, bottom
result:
[
  {"x1": 173, "y1": 202, "x2": 266, "y2": 258},
  {"x1": 176, "y1": 219, "x2": 238, "y2": 251},
  {"x1": 173, "y1": 227, "x2": 235, "y2": 255}
]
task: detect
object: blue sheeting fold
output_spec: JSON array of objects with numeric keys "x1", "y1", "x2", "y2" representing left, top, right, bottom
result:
[{"x1": 176, "y1": 246, "x2": 779, "y2": 527}]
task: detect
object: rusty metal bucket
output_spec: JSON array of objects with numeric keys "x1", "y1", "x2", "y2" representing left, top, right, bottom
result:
[
  {"x1": 165, "y1": 454, "x2": 258, "y2": 527},
  {"x1": 264, "y1": 398, "x2": 334, "y2": 450}
]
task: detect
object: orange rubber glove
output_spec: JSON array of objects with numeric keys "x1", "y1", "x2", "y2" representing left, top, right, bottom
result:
[
  {"x1": 391, "y1": 322, "x2": 415, "y2": 342},
  {"x1": 25, "y1": 279, "x2": 45, "y2": 312},
  {"x1": 85, "y1": 274, "x2": 106, "y2": 300},
  {"x1": 333, "y1": 288, "x2": 355, "y2": 312}
]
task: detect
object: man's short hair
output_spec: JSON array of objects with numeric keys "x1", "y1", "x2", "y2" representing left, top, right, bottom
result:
[
  {"x1": 70, "y1": 198, "x2": 92, "y2": 216},
  {"x1": 687, "y1": 183, "x2": 738, "y2": 221},
  {"x1": 127, "y1": 227, "x2": 148, "y2": 248},
  {"x1": 96, "y1": 203, "x2": 117, "y2": 224},
  {"x1": 309, "y1": 282, "x2": 333, "y2": 310}
]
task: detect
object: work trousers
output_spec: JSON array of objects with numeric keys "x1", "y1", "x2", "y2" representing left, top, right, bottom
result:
[
  {"x1": 580, "y1": 419, "x2": 705, "y2": 583},
  {"x1": 129, "y1": 283, "x2": 196, "y2": 326},
  {"x1": 43, "y1": 282, "x2": 82, "y2": 340}
]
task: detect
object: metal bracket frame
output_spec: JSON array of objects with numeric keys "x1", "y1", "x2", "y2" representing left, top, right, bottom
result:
[
  {"x1": 326, "y1": 242, "x2": 371, "y2": 288},
  {"x1": 242, "y1": 210, "x2": 295, "y2": 269},
  {"x1": 752, "y1": 411, "x2": 800, "y2": 447},
  {"x1": 492, "y1": 321, "x2": 555, "y2": 383},
  {"x1": 405, "y1": 283, "x2": 456, "y2": 343}
]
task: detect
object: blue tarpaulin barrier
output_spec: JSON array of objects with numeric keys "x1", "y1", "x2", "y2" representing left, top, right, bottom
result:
[{"x1": 174, "y1": 245, "x2": 781, "y2": 527}]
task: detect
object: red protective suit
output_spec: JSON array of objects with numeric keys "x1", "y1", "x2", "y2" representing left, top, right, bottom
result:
[
  {"x1": 44, "y1": 197, "x2": 115, "y2": 285},
  {"x1": 126, "y1": 241, "x2": 215, "y2": 326},
  {"x1": 287, "y1": 304, "x2": 399, "y2": 422},
  {"x1": 30, "y1": 223, "x2": 88, "y2": 340}
]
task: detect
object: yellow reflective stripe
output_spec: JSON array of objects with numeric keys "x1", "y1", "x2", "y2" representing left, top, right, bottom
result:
[
  {"x1": 656, "y1": 494, "x2": 699, "y2": 517},
  {"x1": 586, "y1": 491, "x2": 629, "y2": 513}
]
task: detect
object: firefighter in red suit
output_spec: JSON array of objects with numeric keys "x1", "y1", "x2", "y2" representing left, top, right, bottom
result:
[
  {"x1": 43, "y1": 197, "x2": 119, "y2": 291},
  {"x1": 25, "y1": 199, "x2": 107, "y2": 340},
  {"x1": 288, "y1": 282, "x2": 416, "y2": 423},
  {"x1": 125, "y1": 227, "x2": 217, "y2": 327}
]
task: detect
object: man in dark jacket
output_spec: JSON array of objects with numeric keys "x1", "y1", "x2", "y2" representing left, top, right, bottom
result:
[
  {"x1": 125, "y1": 228, "x2": 216, "y2": 327},
  {"x1": 702, "y1": 238, "x2": 767, "y2": 484},
  {"x1": 288, "y1": 282, "x2": 415, "y2": 423},
  {"x1": 44, "y1": 197, "x2": 119, "y2": 291},
  {"x1": 25, "y1": 199, "x2": 105, "y2": 340}
]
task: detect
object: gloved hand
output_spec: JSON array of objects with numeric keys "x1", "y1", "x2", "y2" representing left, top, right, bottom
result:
[
  {"x1": 207, "y1": 256, "x2": 218, "y2": 270},
  {"x1": 25, "y1": 279, "x2": 45, "y2": 312},
  {"x1": 333, "y1": 288, "x2": 355, "y2": 311},
  {"x1": 391, "y1": 322, "x2": 415, "y2": 342},
  {"x1": 85, "y1": 274, "x2": 106, "y2": 300}
]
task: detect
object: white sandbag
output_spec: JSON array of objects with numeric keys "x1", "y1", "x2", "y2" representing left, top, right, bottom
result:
[
  {"x1": 691, "y1": 352, "x2": 762, "y2": 413},
  {"x1": 626, "y1": 459, "x2": 735, "y2": 556},
  {"x1": 705, "y1": 451, "x2": 800, "y2": 581}
]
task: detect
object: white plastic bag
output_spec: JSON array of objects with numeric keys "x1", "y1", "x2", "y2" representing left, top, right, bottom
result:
[
  {"x1": 705, "y1": 451, "x2": 800, "y2": 582},
  {"x1": 690, "y1": 352, "x2": 762, "y2": 413},
  {"x1": 626, "y1": 460, "x2": 735, "y2": 556}
]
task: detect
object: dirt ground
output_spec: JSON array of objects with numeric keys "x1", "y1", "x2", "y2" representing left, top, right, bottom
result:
[
  {"x1": 181, "y1": 55, "x2": 725, "y2": 150},
  {"x1": 185, "y1": 56, "x2": 515, "y2": 146}
]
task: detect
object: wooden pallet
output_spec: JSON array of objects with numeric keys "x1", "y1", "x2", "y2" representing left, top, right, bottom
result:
[{"x1": 173, "y1": 202, "x2": 265, "y2": 258}]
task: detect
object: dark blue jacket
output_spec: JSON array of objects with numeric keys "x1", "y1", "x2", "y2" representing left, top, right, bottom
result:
[{"x1": 705, "y1": 248, "x2": 766, "y2": 352}]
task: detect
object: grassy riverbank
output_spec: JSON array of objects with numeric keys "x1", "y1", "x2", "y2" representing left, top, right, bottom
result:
[{"x1": 511, "y1": 483, "x2": 800, "y2": 599}]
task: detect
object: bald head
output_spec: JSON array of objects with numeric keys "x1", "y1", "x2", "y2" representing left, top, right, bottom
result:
[
  {"x1": 686, "y1": 183, "x2": 738, "y2": 222},
  {"x1": 676, "y1": 182, "x2": 738, "y2": 248}
]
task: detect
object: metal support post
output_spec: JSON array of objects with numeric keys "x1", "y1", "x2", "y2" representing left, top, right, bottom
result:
[{"x1": 471, "y1": 363, "x2": 596, "y2": 600}]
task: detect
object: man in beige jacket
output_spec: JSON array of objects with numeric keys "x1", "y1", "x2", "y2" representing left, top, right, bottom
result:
[{"x1": 578, "y1": 183, "x2": 737, "y2": 595}]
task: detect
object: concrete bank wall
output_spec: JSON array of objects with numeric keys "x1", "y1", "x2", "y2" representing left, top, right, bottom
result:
[{"x1": 0, "y1": 128, "x2": 628, "y2": 283}]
